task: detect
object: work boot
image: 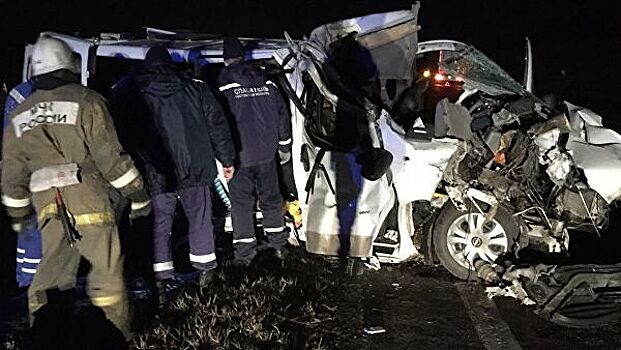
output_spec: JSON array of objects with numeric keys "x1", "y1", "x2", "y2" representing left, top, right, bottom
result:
[
  {"x1": 127, "y1": 277, "x2": 151, "y2": 301},
  {"x1": 227, "y1": 258, "x2": 252, "y2": 269},
  {"x1": 198, "y1": 270, "x2": 215, "y2": 288},
  {"x1": 156, "y1": 278, "x2": 183, "y2": 307},
  {"x1": 345, "y1": 257, "x2": 364, "y2": 277},
  {"x1": 225, "y1": 259, "x2": 252, "y2": 282},
  {"x1": 273, "y1": 246, "x2": 289, "y2": 261}
]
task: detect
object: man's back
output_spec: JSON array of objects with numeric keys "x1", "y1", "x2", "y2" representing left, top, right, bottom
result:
[
  {"x1": 218, "y1": 62, "x2": 289, "y2": 167},
  {"x1": 6, "y1": 84, "x2": 97, "y2": 171},
  {"x1": 2, "y1": 83, "x2": 140, "y2": 215},
  {"x1": 135, "y1": 65, "x2": 234, "y2": 193}
]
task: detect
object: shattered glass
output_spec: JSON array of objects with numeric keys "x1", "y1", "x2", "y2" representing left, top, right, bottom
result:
[{"x1": 440, "y1": 46, "x2": 525, "y2": 96}]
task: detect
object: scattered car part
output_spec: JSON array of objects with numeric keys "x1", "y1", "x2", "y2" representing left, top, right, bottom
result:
[
  {"x1": 496, "y1": 263, "x2": 621, "y2": 328},
  {"x1": 473, "y1": 258, "x2": 501, "y2": 284}
]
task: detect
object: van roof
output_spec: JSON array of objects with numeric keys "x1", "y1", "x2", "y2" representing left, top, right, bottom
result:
[{"x1": 42, "y1": 29, "x2": 290, "y2": 64}]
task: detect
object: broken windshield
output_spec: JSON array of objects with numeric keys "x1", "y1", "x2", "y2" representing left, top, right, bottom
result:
[{"x1": 440, "y1": 45, "x2": 525, "y2": 96}]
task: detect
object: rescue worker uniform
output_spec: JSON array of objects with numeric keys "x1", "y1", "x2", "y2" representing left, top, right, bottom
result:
[
  {"x1": 1, "y1": 38, "x2": 149, "y2": 339},
  {"x1": 134, "y1": 47, "x2": 236, "y2": 283},
  {"x1": 218, "y1": 38, "x2": 292, "y2": 264},
  {"x1": 2, "y1": 80, "x2": 42, "y2": 287}
]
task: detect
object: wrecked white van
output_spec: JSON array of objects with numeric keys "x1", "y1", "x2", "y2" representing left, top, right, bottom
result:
[{"x1": 19, "y1": 4, "x2": 621, "y2": 325}]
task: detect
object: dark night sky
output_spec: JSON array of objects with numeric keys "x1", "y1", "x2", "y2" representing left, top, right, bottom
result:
[{"x1": 1, "y1": 0, "x2": 620, "y2": 117}]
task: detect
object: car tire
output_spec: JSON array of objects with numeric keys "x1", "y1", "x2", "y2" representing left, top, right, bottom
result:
[{"x1": 432, "y1": 201, "x2": 519, "y2": 280}]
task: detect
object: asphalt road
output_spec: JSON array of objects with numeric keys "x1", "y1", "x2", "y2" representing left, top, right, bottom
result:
[
  {"x1": 335, "y1": 263, "x2": 621, "y2": 350},
  {"x1": 2, "y1": 257, "x2": 621, "y2": 349}
]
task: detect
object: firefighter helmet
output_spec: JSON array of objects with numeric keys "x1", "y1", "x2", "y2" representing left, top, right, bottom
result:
[{"x1": 30, "y1": 36, "x2": 80, "y2": 77}]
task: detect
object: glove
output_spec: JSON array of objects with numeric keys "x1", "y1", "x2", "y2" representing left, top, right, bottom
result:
[
  {"x1": 286, "y1": 200, "x2": 303, "y2": 229},
  {"x1": 278, "y1": 150, "x2": 291, "y2": 165},
  {"x1": 130, "y1": 200, "x2": 152, "y2": 219},
  {"x1": 126, "y1": 189, "x2": 152, "y2": 219},
  {"x1": 6, "y1": 206, "x2": 36, "y2": 234},
  {"x1": 10, "y1": 215, "x2": 36, "y2": 234}
]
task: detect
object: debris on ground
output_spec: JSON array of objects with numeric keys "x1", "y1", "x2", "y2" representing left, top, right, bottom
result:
[
  {"x1": 363, "y1": 326, "x2": 386, "y2": 335},
  {"x1": 485, "y1": 280, "x2": 536, "y2": 306},
  {"x1": 363, "y1": 256, "x2": 381, "y2": 271}
]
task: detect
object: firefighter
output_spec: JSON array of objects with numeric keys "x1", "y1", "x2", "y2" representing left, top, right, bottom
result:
[
  {"x1": 1, "y1": 36, "x2": 150, "y2": 340},
  {"x1": 218, "y1": 37, "x2": 292, "y2": 268},
  {"x1": 134, "y1": 46, "x2": 236, "y2": 295}
]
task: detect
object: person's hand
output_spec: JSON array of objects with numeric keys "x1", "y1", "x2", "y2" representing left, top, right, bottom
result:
[
  {"x1": 6, "y1": 206, "x2": 35, "y2": 234},
  {"x1": 126, "y1": 189, "x2": 152, "y2": 220},
  {"x1": 223, "y1": 166, "x2": 235, "y2": 181},
  {"x1": 130, "y1": 200, "x2": 152, "y2": 219},
  {"x1": 10, "y1": 215, "x2": 35, "y2": 234},
  {"x1": 278, "y1": 150, "x2": 291, "y2": 165}
]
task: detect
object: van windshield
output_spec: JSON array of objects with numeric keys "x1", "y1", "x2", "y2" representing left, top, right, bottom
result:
[{"x1": 440, "y1": 45, "x2": 525, "y2": 96}]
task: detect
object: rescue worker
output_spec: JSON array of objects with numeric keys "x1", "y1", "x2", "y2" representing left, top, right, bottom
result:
[
  {"x1": 134, "y1": 47, "x2": 236, "y2": 295},
  {"x1": 1, "y1": 36, "x2": 150, "y2": 340},
  {"x1": 217, "y1": 37, "x2": 292, "y2": 267},
  {"x1": 3, "y1": 79, "x2": 41, "y2": 288}
]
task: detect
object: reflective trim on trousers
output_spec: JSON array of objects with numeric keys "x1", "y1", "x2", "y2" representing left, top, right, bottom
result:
[
  {"x1": 232, "y1": 237, "x2": 256, "y2": 244},
  {"x1": 264, "y1": 226, "x2": 285, "y2": 233},
  {"x1": 189, "y1": 253, "x2": 216, "y2": 264},
  {"x1": 21, "y1": 267, "x2": 37, "y2": 274},
  {"x1": 38, "y1": 204, "x2": 115, "y2": 226},
  {"x1": 153, "y1": 261, "x2": 174, "y2": 272},
  {"x1": 91, "y1": 293, "x2": 123, "y2": 307}
]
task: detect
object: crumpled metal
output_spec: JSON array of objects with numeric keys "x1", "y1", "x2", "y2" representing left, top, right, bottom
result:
[
  {"x1": 485, "y1": 280, "x2": 536, "y2": 306},
  {"x1": 565, "y1": 102, "x2": 621, "y2": 203}
]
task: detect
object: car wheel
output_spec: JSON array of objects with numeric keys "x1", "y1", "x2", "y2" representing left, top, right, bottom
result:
[{"x1": 432, "y1": 201, "x2": 518, "y2": 280}]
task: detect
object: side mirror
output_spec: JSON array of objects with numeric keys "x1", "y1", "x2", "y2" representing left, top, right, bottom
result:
[{"x1": 523, "y1": 37, "x2": 533, "y2": 93}]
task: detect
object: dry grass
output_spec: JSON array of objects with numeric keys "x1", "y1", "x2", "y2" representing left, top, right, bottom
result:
[
  {"x1": 133, "y1": 252, "x2": 353, "y2": 350},
  {"x1": 1, "y1": 250, "x2": 366, "y2": 350}
]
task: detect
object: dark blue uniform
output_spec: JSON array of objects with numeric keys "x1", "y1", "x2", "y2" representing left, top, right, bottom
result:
[
  {"x1": 3, "y1": 81, "x2": 41, "y2": 287},
  {"x1": 218, "y1": 62, "x2": 291, "y2": 262},
  {"x1": 136, "y1": 64, "x2": 235, "y2": 279}
]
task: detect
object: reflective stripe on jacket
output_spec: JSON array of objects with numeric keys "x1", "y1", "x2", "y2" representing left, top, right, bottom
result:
[{"x1": 1, "y1": 83, "x2": 145, "y2": 217}]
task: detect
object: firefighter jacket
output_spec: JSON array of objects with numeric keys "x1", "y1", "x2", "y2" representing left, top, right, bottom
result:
[
  {"x1": 1, "y1": 83, "x2": 146, "y2": 224},
  {"x1": 218, "y1": 62, "x2": 292, "y2": 167},
  {"x1": 135, "y1": 65, "x2": 236, "y2": 195}
]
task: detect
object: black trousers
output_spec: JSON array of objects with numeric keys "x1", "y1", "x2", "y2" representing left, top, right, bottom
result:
[{"x1": 229, "y1": 160, "x2": 287, "y2": 262}]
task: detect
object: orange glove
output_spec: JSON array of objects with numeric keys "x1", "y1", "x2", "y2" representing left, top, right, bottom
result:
[{"x1": 287, "y1": 200, "x2": 303, "y2": 229}]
